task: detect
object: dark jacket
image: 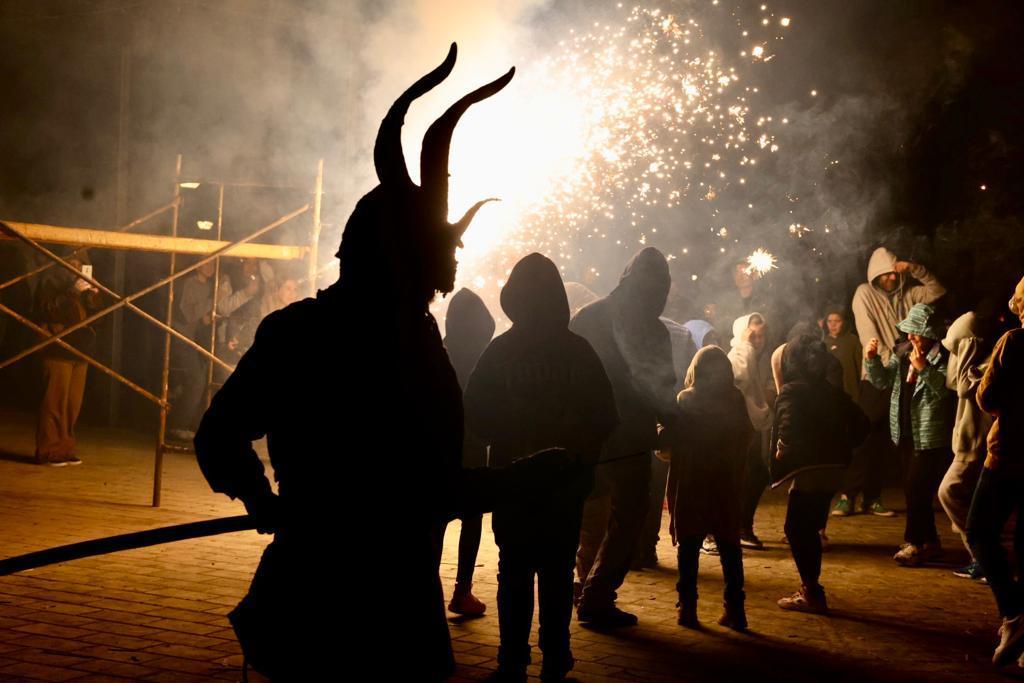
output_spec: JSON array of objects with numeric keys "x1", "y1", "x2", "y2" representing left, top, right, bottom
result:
[
  {"x1": 444, "y1": 288, "x2": 495, "y2": 469},
  {"x1": 569, "y1": 248, "x2": 678, "y2": 459},
  {"x1": 978, "y1": 327, "x2": 1024, "y2": 473},
  {"x1": 770, "y1": 336, "x2": 870, "y2": 487},
  {"x1": 667, "y1": 346, "x2": 753, "y2": 544},
  {"x1": 34, "y1": 268, "x2": 101, "y2": 359},
  {"x1": 465, "y1": 254, "x2": 617, "y2": 471}
]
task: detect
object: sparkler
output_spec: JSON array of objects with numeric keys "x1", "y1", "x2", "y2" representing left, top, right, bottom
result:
[{"x1": 744, "y1": 247, "x2": 777, "y2": 276}]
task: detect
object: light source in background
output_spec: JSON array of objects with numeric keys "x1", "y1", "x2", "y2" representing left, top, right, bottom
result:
[
  {"x1": 196, "y1": 220, "x2": 213, "y2": 231},
  {"x1": 179, "y1": 182, "x2": 200, "y2": 189},
  {"x1": 745, "y1": 248, "x2": 777, "y2": 276}
]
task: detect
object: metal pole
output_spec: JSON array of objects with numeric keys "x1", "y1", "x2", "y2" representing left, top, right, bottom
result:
[
  {"x1": 154, "y1": 154, "x2": 182, "y2": 507},
  {"x1": 0, "y1": 205, "x2": 309, "y2": 371},
  {"x1": 308, "y1": 159, "x2": 324, "y2": 296},
  {"x1": 110, "y1": 44, "x2": 132, "y2": 426},
  {"x1": 0, "y1": 301, "x2": 163, "y2": 406},
  {"x1": 206, "y1": 183, "x2": 225, "y2": 406}
]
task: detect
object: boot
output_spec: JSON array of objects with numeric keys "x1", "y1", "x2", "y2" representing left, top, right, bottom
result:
[
  {"x1": 448, "y1": 582, "x2": 486, "y2": 616},
  {"x1": 717, "y1": 595, "x2": 748, "y2": 631},
  {"x1": 677, "y1": 600, "x2": 699, "y2": 628}
]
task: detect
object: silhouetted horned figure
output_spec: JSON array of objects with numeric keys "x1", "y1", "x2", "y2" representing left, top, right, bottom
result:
[{"x1": 194, "y1": 44, "x2": 577, "y2": 680}]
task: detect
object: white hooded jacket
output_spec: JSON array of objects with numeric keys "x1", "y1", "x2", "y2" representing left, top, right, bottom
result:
[
  {"x1": 728, "y1": 313, "x2": 774, "y2": 432},
  {"x1": 851, "y1": 247, "x2": 945, "y2": 372},
  {"x1": 942, "y1": 312, "x2": 992, "y2": 463}
]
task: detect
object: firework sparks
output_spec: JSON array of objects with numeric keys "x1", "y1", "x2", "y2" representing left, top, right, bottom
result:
[{"x1": 745, "y1": 248, "x2": 777, "y2": 276}]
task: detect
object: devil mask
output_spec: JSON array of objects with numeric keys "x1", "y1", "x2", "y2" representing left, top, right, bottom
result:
[{"x1": 336, "y1": 44, "x2": 514, "y2": 308}]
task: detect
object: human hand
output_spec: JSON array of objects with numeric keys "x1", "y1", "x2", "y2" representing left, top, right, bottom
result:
[
  {"x1": 73, "y1": 278, "x2": 91, "y2": 292},
  {"x1": 243, "y1": 491, "x2": 280, "y2": 534},
  {"x1": 894, "y1": 261, "x2": 912, "y2": 274},
  {"x1": 865, "y1": 338, "x2": 879, "y2": 359},
  {"x1": 909, "y1": 345, "x2": 926, "y2": 372},
  {"x1": 227, "y1": 338, "x2": 239, "y2": 351},
  {"x1": 775, "y1": 440, "x2": 787, "y2": 460}
]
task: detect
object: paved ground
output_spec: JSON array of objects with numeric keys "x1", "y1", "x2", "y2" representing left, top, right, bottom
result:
[{"x1": 0, "y1": 413, "x2": 1016, "y2": 682}]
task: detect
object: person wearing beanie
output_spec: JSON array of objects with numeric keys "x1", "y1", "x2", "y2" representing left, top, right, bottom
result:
[
  {"x1": 465, "y1": 253, "x2": 617, "y2": 680},
  {"x1": 864, "y1": 303, "x2": 952, "y2": 567}
]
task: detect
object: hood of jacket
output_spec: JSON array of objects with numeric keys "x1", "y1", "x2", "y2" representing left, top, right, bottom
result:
[
  {"x1": 609, "y1": 247, "x2": 670, "y2": 318},
  {"x1": 444, "y1": 287, "x2": 495, "y2": 387},
  {"x1": 730, "y1": 312, "x2": 764, "y2": 349},
  {"x1": 942, "y1": 311, "x2": 981, "y2": 353},
  {"x1": 564, "y1": 281, "x2": 600, "y2": 316},
  {"x1": 683, "y1": 319, "x2": 714, "y2": 348},
  {"x1": 781, "y1": 334, "x2": 830, "y2": 385},
  {"x1": 867, "y1": 246, "x2": 901, "y2": 291},
  {"x1": 500, "y1": 252, "x2": 570, "y2": 332},
  {"x1": 683, "y1": 344, "x2": 735, "y2": 394}
]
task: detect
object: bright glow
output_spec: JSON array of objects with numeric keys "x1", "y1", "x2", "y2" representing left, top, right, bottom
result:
[
  {"x1": 179, "y1": 182, "x2": 200, "y2": 189},
  {"x1": 745, "y1": 247, "x2": 777, "y2": 276},
  {"x1": 196, "y1": 220, "x2": 213, "y2": 231},
  {"x1": 780, "y1": 17, "x2": 791, "y2": 27}
]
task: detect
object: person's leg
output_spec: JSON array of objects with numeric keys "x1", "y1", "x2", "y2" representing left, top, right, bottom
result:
[
  {"x1": 579, "y1": 455, "x2": 650, "y2": 619},
  {"x1": 740, "y1": 435, "x2": 769, "y2": 543},
  {"x1": 576, "y1": 481, "x2": 611, "y2": 591},
  {"x1": 968, "y1": 469, "x2": 1022, "y2": 618},
  {"x1": 65, "y1": 362, "x2": 87, "y2": 457},
  {"x1": 496, "y1": 535, "x2": 535, "y2": 672},
  {"x1": 633, "y1": 453, "x2": 667, "y2": 568},
  {"x1": 675, "y1": 535, "x2": 700, "y2": 620},
  {"x1": 36, "y1": 358, "x2": 71, "y2": 462},
  {"x1": 903, "y1": 449, "x2": 930, "y2": 545},
  {"x1": 909, "y1": 449, "x2": 953, "y2": 546},
  {"x1": 448, "y1": 513, "x2": 486, "y2": 616},
  {"x1": 779, "y1": 489, "x2": 831, "y2": 612},
  {"x1": 938, "y1": 458, "x2": 982, "y2": 559},
  {"x1": 537, "y1": 540, "x2": 577, "y2": 677},
  {"x1": 716, "y1": 538, "x2": 746, "y2": 629}
]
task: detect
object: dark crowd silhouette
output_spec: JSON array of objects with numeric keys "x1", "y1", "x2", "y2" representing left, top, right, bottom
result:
[{"x1": 193, "y1": 46, "x2": 1024, "y2": 680}]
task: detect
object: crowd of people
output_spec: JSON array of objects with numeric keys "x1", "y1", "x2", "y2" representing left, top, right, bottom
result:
[{"x1": 432, "y1": 243, "x2": 1024, "y2": 679}]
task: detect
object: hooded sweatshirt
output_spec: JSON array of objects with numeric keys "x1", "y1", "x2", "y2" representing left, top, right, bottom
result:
[
  {"x1": 728, "y1": 312, "x2": 775, "y2": 433},
  {"x1": 564, "y1": 281, "x2": 600, "y2": 316},
  {"x1": 683, "y1": 319, "x2": 715, "y2": 348},
  {"x1": 660, "y1": 316, "x2": 697, "y2": 392},
  {"x1": 465, "y1": 253, "x2": 617, "y2": 470},
  {"x1": 851, "y1": 247, "x2": 945, "y2": 372},
  {"x1": 978, "y1": 276, "x2": 1024, "y2": 473},
  {"x1": 942, "y1": 312, "x2": 993, "y2": 464},
  {"x1": 569, "y1": 247, "x2": 678, "y2": 458},
  {"x1": 444, "y1": 288, "x2": 495, "y2": 391}
]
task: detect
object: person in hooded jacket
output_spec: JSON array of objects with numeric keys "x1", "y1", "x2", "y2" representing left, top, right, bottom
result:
[
  {"x1": 967, "y1": 276, "x2": 1024, "y2": 667},
  {"x1": 837, "y1": 247, "x2": 946, "y2": 518},
  {"x1": 465, "y1": 253, "x2": 617, "y2": 681},
  {"x1": 864, "y1": 303, "x2": 952, "y2": 567},
  {"x1": 443, "y1": 287, "x2": 496, "y2": 617},
  {"x1": 667, "y1": 345, "x2": 753, "y2": 630},
  {"x1": 728, "y1": 311, "x2": 776, "y2": 549},
  {"x1": 937, "y1": 312, "x2": 993, "y2": 582},
  {"x1": 570, "y1": 247, "x2": 678, "y2": 628},
  {"x1": 771, "y1": 335, "x2": 870, "y2": 613}
]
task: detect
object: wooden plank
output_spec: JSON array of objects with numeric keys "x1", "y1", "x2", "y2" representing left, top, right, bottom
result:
[{"x1": 0, "y1": 221, "x2": 307, "y2": 261}]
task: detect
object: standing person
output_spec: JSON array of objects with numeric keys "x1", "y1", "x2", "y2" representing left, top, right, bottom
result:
[
  {"x1": 937, "y1": 312, "x2": 993, "y2": 581},
  {"x1": 772, "y1": 335, "x2": 870, "y2": 613},
  {"x1": 838, "y1": 247, "x2": 946, "y2": 517},
  {"x1": 225, "y1": 267, "x2": 302, "y2": 357},
  {"x1": 864, "y1": 303, "x2": 952, "y2": 566},
  {"x1": 729, "y1": 312, "x2": 775, "y2": 549},
  {"x1": 823, "y1": 305, "x2": 861, "y2": 403},
  {"x1": 967, "y1": 276, "x2": 1024, "y2": 666},
  {"x1": 169, "y1": 260, "x2": 216, "y2": 441},
  {"x1": 465, "y1": 253, "x2": 616, "y2": 681},
  {"x1": 714, "y1": 263, "x2": 772, "y2": 347},
  {"x1": 33, "y1": 250, "x2": 101, "y2": 466},
  {"x1": 632, "y1": 316, "x2": 696, "y2": 570},
  {"x1": 572, "y1": 247, "x2": 678, "y2": 628},
  {"x1": 442, "y1": 287, "x2": 495, "y2": 617},
  {"x1": 668, "y1": 346, "x2": 753, "y2": 630}
]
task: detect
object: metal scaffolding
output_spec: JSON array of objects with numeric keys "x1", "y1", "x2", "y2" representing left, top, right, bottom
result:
[{"x1": 0, "y1": 155, "x2": 325, "y2": 507}]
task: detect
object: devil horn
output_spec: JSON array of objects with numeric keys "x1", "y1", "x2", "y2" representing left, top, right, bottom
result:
[
  {"x1": 373, "y1": 43, "x2": 458, "y2": 187},
  {"x1": 452, "y1": 197, "x2": 500, "y2": 242},
  {"x1": 420, "y1": 67, "x2": 515, "y2": 206}
]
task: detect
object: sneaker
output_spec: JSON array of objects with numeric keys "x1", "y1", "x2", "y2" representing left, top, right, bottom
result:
[
  {"x1": 540, "y1": 655, "x2": 574, "y2": 682},
  {"x1": 739, "y1": 531, "x2": 764, "y2": 550},
  {"x1": 864, "y1": 499, "x2": 895, "y2": 517},
  {"x1": 777, "y1": 585, "x2": 828, "y2": 614},
  {"x1": 577, "y1": 604, "x2": 638, "y2": 628},
  {"x1": 953, "y1": 561, "x2": 984, "y2": 580},
  {"x1": 831, "y1": 496, "x2": 852, "y2": 517},
  {"x1": 701, "y1": 536, "x2": 719, "y2": 556},
  {"x1": 819, "y1": 530, "x2": 830, "y2": 552},
  {"x1": 993, "y1": 614, "x2": 1024, "y2": 666},
  {"x1": 61, "y1": 454, "x2": 82, "y2": 466},
  {"x1": 447, "y1": 583, "x2": 486, "y2": 617},
  {"x1": 717, "y1": 601, "x2": 748, "y2": 631},
  {"x1": 893, "y1": 542, "x2": 942, "y2": 567},
  {"x1": 36, "y1": 453, "x2": 67, "y2": 467}
]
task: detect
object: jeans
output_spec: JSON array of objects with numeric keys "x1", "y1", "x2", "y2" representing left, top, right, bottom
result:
[
  {"x1": 967, "y1": 467, "x2": 1024, "y2": 618},
  {"x1": 902, "y1": 447, "x2": 953, "y2": 545},
  {"x1": 839, "y1": 381, "x2": 890, "y2": 504},
  {"x1": 634, "y1": 453, "x2": 668, "y2": 563},
  {"x1": 577, "y1": 453, "x2": 650, "y2": 610},
  {"x1": 676, "y1": 535, "x2": 744, "y2": 606},
  {"x1": 455, "y1": 514, "x2": 483, "y2": 585},
  {"x1": 494, "y1": 499, "x2": 583, "y2": 672},
  {"x1": 784, "y1": 490, "x2": 834, "y2": 588},
  {"x1": 938, "y1": 458, "x2": 983, "y2": 557},
  {"x1": 741, "y1": 433, "x2": 769, "y2": 533}
]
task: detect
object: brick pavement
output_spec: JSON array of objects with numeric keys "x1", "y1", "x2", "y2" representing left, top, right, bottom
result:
[{"x1": 0, "y1": 413, "x2": 1013, "y2": 681}]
